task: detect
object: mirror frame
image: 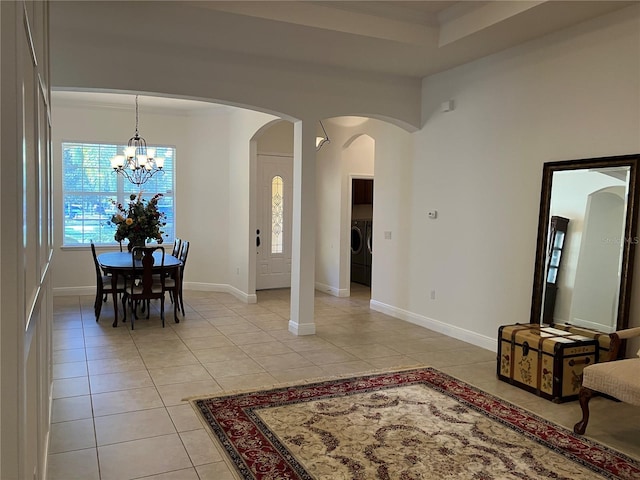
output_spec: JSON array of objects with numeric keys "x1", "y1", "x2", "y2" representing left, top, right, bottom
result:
[{"x1": 530, "y1": 153, "x2": 640, "y2": 333}]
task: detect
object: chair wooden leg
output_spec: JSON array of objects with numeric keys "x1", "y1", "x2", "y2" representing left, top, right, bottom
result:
[
  {"x1": 160, "y1": 297, "x2": 165, "y2": 328},
  {"x1": 574, "y1": 386, "x2": 596, "y2": 434},
  {"x1": 95, "y1": 288, "x2": 103, "y2": 321},
  {"x1": 179, "y1": 283, "x2": 185, "y2": 316},
  {"x1": 173, "y1": 289, "x2": 179, "y2": 324}
]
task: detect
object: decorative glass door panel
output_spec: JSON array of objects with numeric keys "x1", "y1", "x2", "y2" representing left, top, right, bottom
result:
[{"x1": 257, "y1": 155, "x2": 293, "y2": 290}]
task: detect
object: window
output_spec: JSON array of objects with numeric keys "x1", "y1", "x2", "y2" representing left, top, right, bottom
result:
[
  {"x1": 62, "y1": 142, "x2": 175, "y2": 246},
  {"x1": 271, "y1": 175, "x2": 283, "y2": 254}
]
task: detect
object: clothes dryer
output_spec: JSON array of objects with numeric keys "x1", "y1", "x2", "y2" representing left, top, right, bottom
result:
[{"x1": 351, "y1": 219, "x2": 367, "y2": 285}]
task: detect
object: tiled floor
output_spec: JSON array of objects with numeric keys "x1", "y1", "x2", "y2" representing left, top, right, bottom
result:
[{"x1": 49, "y1": 284, "x2": 640, "y2": 479}]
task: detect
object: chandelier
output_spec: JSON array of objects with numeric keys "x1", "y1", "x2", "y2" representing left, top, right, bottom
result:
[{"x1": 110, "y1": 95, "x2": 164, "y2": 186}]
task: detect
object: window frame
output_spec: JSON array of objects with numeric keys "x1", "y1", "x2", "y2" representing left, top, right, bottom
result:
[{"x1": 61, "y1": 141, "x2": 176, "y2": 248}]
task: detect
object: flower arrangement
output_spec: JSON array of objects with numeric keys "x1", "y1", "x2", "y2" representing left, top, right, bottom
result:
[{"x1": 110, "y1": 193, "x2": 166, "y2": 248}]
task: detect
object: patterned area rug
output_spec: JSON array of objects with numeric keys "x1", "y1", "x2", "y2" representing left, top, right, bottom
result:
[{"x1": 193, "y1": 368, "x2": 640, "y2": 480}]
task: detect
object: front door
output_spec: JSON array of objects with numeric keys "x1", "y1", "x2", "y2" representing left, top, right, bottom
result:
[{"x1": 256, "y1": 154, "x2": 293, "y2": 290}]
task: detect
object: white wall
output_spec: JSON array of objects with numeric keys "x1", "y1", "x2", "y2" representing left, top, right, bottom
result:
[
  {"x1": 314, "y1": 117, "x2": 413, "y2": 298},
  {"x1": 227, "y1": 110, "x2": 280, "y2": 301},
  {"x1": 386, "y1": 5, "x2": 640, "y2": 350},
  {"x1": 50, "y1": 101, "x2": 263, "y2": 295}
]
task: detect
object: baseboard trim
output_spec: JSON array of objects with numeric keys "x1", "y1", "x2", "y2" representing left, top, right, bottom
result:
[
  {"x1": 369, "y1": 299, "x2": 497, "y2": 352},
  {"x1": 53, "y1": 286, "x2": 94, "y2": 296},
  {"x1": 314, "y1": 282, "x2": 349, "y2": 298},
  {"x1": 185, "y1": 282, "x2": 257, "y2": 304},
  {"x1": 288, "y1": 319, "x2": 316, "y2": 336},
  {"x1": 53, "y1": 283, "x2": 258, "y2": 304}
]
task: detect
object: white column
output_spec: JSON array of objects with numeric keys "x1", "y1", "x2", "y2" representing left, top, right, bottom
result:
[{"x1": 289, "y1": 120, "x2": 317, "y2": 335}]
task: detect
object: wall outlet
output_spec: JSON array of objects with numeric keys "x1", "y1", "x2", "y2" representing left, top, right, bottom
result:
[
  {"x1": 384, "y1": 231, "x2": 392, "y2": 240},
  {"x1": 427, "y1": 210, "x2": 438, "y2": 219}
]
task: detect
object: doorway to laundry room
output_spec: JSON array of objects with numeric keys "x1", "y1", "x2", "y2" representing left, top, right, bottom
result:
[{"x1": 351, "y1": 178, "x2": 374, "y2": 289}]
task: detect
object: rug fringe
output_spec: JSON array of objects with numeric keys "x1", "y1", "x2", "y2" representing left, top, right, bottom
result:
[{"x1": 183, "y1": 364, "x2": 427, "y2": 403}]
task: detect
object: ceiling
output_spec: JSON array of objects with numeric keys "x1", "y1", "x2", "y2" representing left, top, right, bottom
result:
[{"x1": 51, "y1": 0, "x2": 635, "y2": 112}]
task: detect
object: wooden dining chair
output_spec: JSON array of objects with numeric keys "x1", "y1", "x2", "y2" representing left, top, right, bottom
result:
[
  {"x1": 172, "y1": 238, "x2": 182, "y2": 257},
  {"x1": 176, "y1": 240, "x2": 189, "y2": 316},
  {"x1": 127, "y1": 246, "x2": 167, "y2": 329},
  {"x1": 91, "y1": 241, "x2": 126, "y2": 321}
]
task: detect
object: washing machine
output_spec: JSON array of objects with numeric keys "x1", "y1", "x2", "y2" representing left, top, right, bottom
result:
[
  {"x1": 364, "y1": 220, "x2": 372, "y2": 286},
  {"x1": 351, "y1": 219, "x2": 371, "y2": 286}
]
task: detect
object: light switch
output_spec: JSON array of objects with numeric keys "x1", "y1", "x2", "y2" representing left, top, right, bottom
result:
[{"x1": 428, "y1": 210, "x2": 438, "y2": 219}]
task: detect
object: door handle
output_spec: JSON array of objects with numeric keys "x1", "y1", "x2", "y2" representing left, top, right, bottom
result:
[{"x1": 256, "y1": 229, "x2": 261, "y2": 248}]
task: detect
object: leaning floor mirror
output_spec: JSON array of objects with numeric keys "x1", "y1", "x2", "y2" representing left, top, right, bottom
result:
[{"x1": 530, "y1": 154, "x2": 640, "y2": 345}]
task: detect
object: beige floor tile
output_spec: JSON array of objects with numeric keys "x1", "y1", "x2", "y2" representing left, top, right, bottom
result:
[
  {"x1": 174, "y1": 325, "x2": 222, "y2": 339},
  {"x1": 92, "y1": 387, "x2": 164, "y2": 417},
  {"x1": 365, "y1": 355, "x2": 424, "y2": 370},
  {"x1": 239, "y1": 341, "x2": 294, "y2": 357},
  {"x1": 410, "y1": 347, "x2": 496, "y2": 367},
  {"x1": 300, "y1": 347, "x2": 360, "y2": 366},
  {"x1": 89, "y1": 369, "x2": 155, "y2": 394},
  {"x1": 53, "y1": 328, "x2": 84, "y2": 342},
  {"x1": 226, "y1": 331, "x2": 276, "y2": 346},
  {"x1": 156, "y1": 380, "x2": 222, "y2": 406},
  {"x1": 270, "y1": 365, "x2": 327, "y2": 383},
  {"x1": 203, "y1": 358, "x2": 265, "y2": 379},
  {"x1": 53, "y1": 361, "x2": 88, "y2": 379},
  {"x1": 53, "y1": 336, "x2": 85, "y2": 351},
  {"x1": 49, "y1": 418, "x2": 96, "y2": 453},
  {"x1": 83, "y1": 334, "x2": 134, "y2": 348},
  {"x1": 181, "y1": 335, "x2": 236, "y2": 351},
  {"x1": 167, "y1": 404, "x2": 206, "y2": 432},
  {"x1": 94, "y1": 407, "x2": 176, "y2": 446},
  {"x1": 51, "y1": 395, "x2": 93, "y2": 423},
  {"x1": 47, "y1": 448, "x2": 99, "y2": 480},
  {"x1": 215, "y1": 372, "x2": 279, "y2": 391},
  {"x1": 52, "y1": 347, "x2": 86, "y2": 364},
  {"x1": 180, "y1": 428, "x2": 224, "y2": 466},
  {"x1": 53, "y1": 376, "x2": 90, "y2": 398},
  {"x1": 131, "y1": 328, "x2": 182, "y2": 343},
  {"x1": 321, "y1": 360, "x2": 374, "y2": 376},
  {"x1": 141, "y1": 468, "x2": 201, "y2": 480},
  {"x1": 343, "y1": 344, "x2": 402, "y2": 359},
  {"x1": 135, "y1": 339, "x2": 190, "y2": 354},
  {"x1": 98, "y1": 434, "x2": 192, "y2": 480},
  {"x1": 149, "y1": 364, "x2": 214, "y2": 386},
  {"x1": 195, "y1": 462, "x2": 238, "y2": 480},
  {"x1": 193, "y1": 346, "x2": 249, "y2": 364},
  {"x1": 85, "y1": 343, "x2": 138, "y2": 361},
  {"x1": 281, "y1": 336, "x2": 336, "y2": 352},
  {"x1": 216, "y1": 322, "x2": 262, "y2": 335},
  {"x1": 87, "y1": 355, "x2": 146, "y2": 375},
  {"x1": 140, "y1": 349, "x2": 201, "y2": 369},
  {"x1": 252, "y1": 352, "x2": 313, "y2": 371}
]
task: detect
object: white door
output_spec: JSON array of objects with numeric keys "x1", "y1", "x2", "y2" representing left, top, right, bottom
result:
[{"x1": 256, "y1": 155, "x2": 293, "y2": 290}]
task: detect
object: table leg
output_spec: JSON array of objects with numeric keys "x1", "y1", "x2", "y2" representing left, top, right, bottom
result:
[{"x1": 111, "y1": 272, "x2": 119, "y2": 328}]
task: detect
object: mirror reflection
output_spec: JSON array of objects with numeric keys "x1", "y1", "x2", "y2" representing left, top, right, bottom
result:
[
  {"x1": 531, "y1": 155, "x2": 639, "y2": 336},
  {"x1": 543, "y1": 167, "x2": 629, "y2": 332}
]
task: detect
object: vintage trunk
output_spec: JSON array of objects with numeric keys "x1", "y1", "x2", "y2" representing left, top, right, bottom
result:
[
  {"x1": 549, "y1": 323, "x2": 614, "y2": 361},
  {"x1": 497, "y1": 324, "x2": 599, "y2": 402}
]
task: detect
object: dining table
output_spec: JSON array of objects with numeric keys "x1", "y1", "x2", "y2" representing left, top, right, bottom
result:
[{"x1": 97, "y1": 250, "x2": 182, "y2": 327}]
